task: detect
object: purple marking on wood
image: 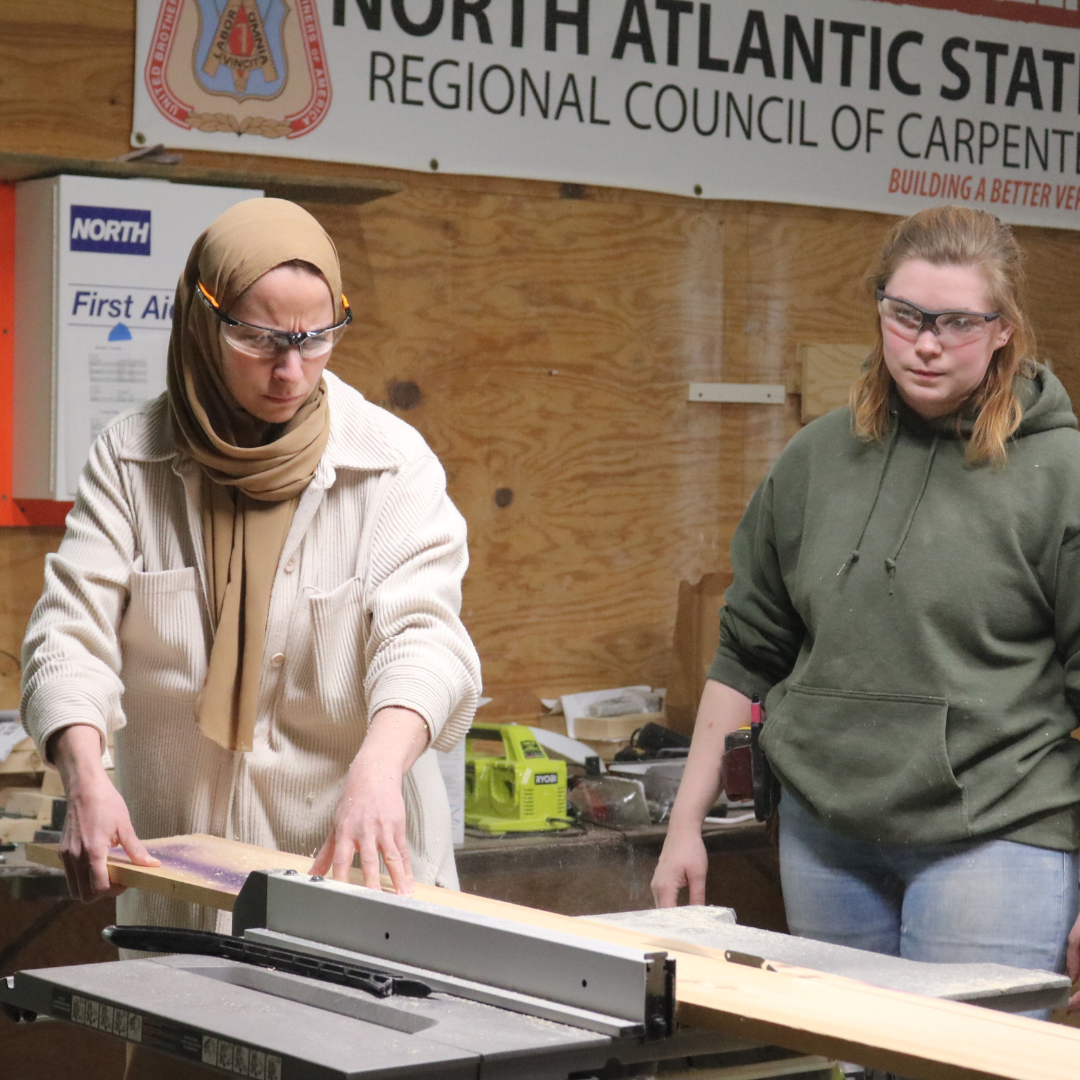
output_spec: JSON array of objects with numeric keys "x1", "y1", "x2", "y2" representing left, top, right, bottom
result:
[
  {"x1": 152, "y1": 844, "x2": 249, "y2": 892},
  {"x1": 108, "y1": 842, "x2": 248, "y2": 894}
]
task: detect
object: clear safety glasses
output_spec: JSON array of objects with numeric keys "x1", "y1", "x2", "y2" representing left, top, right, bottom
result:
[
  {"x1": 197, "y1": 280, "x2": 352, "y2": 360},
  {"x1": 876, "y1": 288, "x2": 1001, "y2": 348}
]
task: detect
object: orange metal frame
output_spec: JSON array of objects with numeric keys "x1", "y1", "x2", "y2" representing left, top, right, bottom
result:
[{"x1": 0, "y1": 181, "x2": 73, "y2": 528}]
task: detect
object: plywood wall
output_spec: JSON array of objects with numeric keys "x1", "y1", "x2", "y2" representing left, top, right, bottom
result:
[{"x1": 3, "y1": 1, "x2": 1080, "y2": 718}]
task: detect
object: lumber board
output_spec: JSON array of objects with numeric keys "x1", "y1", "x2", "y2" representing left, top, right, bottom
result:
[
  {"x1": 0, "y1": 527, "x2": 62, "y2": 712},
  {"x1": 27, "y1": 834, "x2": 366, "y2": 911},
  {"x1": 24, "y1": 834, "x2": 1080, "y2": 1080},
  {"x1": 0, "y1": 817, "x2": 40, "y2": 843},
  {"x1": 572, "y1": 711, "x2": 666, "y2": 742},
  {"x1": 666, "y1": 570, "x2": 733, "y2": 735},
  {"x1": 0, "y1": 747, "x2": 43, "y2": 774}
]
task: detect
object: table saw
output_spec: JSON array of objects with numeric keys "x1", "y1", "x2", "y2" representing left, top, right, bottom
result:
[
  {"x1": 4, "y1": 836, "x2": 1080, "y2": 1080},
  {"x1": 0, "y1": 867, "x2": 832, "y2": 1079}
]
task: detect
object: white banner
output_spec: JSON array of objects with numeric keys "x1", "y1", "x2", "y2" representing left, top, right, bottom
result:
[{"x1": 133, "y1": 0, "x2": 1080, "y2": 228}]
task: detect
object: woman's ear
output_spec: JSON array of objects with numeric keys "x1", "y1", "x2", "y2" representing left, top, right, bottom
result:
[{"x1": 993, "y1": 321, "x2": 1014, "y2": 351}]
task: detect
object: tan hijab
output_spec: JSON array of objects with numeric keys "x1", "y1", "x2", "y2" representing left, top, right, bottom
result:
[{"x1": 167, "y1": 198, "x2": 342, "y2": 752}]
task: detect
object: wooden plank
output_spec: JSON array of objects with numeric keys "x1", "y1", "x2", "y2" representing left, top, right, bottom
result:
[
  {"x1": 572, "y1": 711, "x2": 665, "y2": 741},
  {"x1": 0, "y1": 748, "x2": 43, "y2": 775},
  {"x1": 666, "y1": 571, "x2": 732, "y2": 736},
  {"x1": 2, "y1": 787, "x2": 59, "y2": 820},
  {"x1": 24, "y1": 833, "x2": 1080, "y2": 1080},
  {"x1": 27, "y1": 834, "x2": 366, "y2": 912},
  {"x1": 0, "y1": 527, "x2": 62, "y2": 710},
  {"x1": 798, "y1": 344, "x2": 873, "y2": 423},
  {"x1": 0, "y1": 151, "x2": 403, "y2": 206},
  {"x1": 0, "y1": 817, "x2": 40, "y2": 843}
]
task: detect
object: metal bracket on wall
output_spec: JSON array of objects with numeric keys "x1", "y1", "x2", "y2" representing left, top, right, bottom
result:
[{"x1": 688, "y1": 383, "x2": 786, "y2": 405}]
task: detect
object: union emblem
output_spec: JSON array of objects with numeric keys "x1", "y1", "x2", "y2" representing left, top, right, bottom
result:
[{"x1": 144, "y1": 0, "x2": 331, "y2": 138}]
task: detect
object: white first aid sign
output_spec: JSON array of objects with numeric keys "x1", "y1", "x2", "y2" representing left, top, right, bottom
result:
[{"x1": 13, "y1": 175, "x2": 257, "y2": 500}]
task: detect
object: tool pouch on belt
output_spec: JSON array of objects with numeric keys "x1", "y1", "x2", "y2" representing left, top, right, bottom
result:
[{"x1": 749, "y1": 705, "x2": 781, "y2": 822}]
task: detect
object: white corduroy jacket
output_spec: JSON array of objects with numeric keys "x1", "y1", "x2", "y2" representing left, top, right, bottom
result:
[{"x1": 22, "y1": 371, "x2": 481, "y2": 930}]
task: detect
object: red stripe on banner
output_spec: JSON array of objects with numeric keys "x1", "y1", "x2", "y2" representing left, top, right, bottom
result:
[{"x1": 863, "y1": 0, "x2": 1080, "y2": 30}]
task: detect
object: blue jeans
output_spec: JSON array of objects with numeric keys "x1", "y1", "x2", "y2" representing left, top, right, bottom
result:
[{"x1": 779, "y1": 794, "x2": 1079, "y2": 979}]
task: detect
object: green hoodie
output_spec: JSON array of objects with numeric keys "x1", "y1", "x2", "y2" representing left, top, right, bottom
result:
[{"x1": 709, "y1": 365, "x2": 1080, "y2": 851}]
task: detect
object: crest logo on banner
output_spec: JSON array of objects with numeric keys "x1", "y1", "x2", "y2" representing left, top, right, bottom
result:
[
  {"x1": 143, "y1": 0, "x2": 330, "y2": 138},
  {"x1": 196, "y1": 0, "x2": 285, "y2": 98}
]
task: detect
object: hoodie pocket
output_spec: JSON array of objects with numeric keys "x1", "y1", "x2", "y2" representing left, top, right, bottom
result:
[{"x1": 763, "y1": 684, "x2": 968, "y2": 844}]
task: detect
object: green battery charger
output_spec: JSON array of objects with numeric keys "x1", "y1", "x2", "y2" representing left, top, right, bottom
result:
[{"x1": 464, "y1": 724, "x2": 569, "y2": 834}]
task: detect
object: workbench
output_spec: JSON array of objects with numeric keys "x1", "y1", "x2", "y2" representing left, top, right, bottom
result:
[
  {"x1": 0, "y1": 846, "x2": 122, "y2": 1080},
  {"x1": 456, "y1": 819, "x2": 785, "y2": 927}
]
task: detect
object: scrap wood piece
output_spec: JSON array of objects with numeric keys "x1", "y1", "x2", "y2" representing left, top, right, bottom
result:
[{"x1": 25, "y1": 834, "x2": 1080, "y2": 1080}]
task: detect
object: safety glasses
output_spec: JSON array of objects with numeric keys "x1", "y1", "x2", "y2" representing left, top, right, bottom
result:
[
  {"x1": 876, "y1": 287, "x2": 1001, "y2": 348},
  {"x1": 197, "y1": 280, "x2": 352, "y2": 360}
]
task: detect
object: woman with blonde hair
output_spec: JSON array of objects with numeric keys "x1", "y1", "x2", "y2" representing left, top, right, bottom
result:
[{"x1": 653, "y1": 206, "x2": 1080, "y2": 1007}]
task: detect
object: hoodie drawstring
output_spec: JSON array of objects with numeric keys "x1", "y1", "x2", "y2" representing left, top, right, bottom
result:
[
  {"x1": 883, "y1": 431, "x2": 941, "y2": 594},
  {"x1": 837, "y1": 425, "x2": 941, "y2": 592},
  {"x1": 837, "y1": 422, "x2": 900, "y2": 577}
]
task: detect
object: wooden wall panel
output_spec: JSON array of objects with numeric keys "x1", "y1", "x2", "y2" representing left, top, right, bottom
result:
[
  {"x1": 322, "y1": 192, "x2": 745, "y2": 710},
  {"x1": 0, "y1": 529, "x2": 61, "y2": 710},
  {"x1": 0, "y1": 2, "x2": 134, "y2": 160},
  {"x1": 1016, "y1": 224, "x2": 1080, "y2": 406},
  {"x1": 2, "y1": 1, "x2": 1080, "y2": 720}
]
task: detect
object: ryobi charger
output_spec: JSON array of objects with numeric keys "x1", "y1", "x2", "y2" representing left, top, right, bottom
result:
[{"x1": 464, "y1": 723, "x2": 569, "y2": 833}]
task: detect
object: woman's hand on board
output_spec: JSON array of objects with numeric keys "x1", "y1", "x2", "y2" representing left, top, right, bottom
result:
[
  {"x1": 651, "y1": 823, "x2": 710, "y2": 907},
  {"x1": 310, "y1": 707, "x2": 430, "y2": 895},
  {"x1": 650, "y1": 680, "x2": 753, "y2": 908},
  {"x1": 48, "y1": 724, "x2": 160, "y2": 902}
]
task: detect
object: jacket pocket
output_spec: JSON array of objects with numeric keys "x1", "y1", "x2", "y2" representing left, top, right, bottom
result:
[
  {"x1": 763, "y1": 684, "x2": 968, "y2": 844},
  {"x1": 120, "y1": 566, "x2": 207, "y2": 699},
  {"x1": 309, "y1": 576, "x2": 367, "y2": 724}
]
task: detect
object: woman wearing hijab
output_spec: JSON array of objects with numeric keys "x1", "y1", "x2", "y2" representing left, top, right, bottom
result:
[{"x1": 21, "y1": 198, "x2": 481, "y2": 929}]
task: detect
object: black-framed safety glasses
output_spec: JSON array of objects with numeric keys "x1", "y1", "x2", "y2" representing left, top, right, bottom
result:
[
  {"x1": 197, "y1": 280, "x2": 352, "y2": 360},
  {"x1": 875, "y1": 287, "x2": 1001, "y2": 348}
]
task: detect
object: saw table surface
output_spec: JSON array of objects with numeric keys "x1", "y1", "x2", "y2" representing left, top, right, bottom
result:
[
  {"x1": 591, "y1": 907, "x2": 1071, "y2": 1014},
  {"x1": 9, "y1": 953, "x2": 620, "y2": 1080}
]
